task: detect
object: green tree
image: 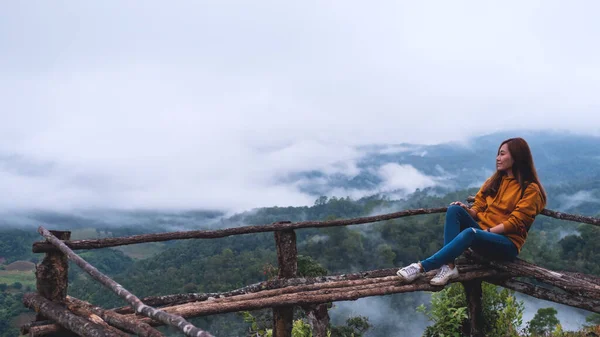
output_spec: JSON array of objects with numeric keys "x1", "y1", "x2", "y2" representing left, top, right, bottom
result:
[
  {"x1": 417, "y1": 283, "x2": 523, "y2": 337},
  {"x1": 329, "y1": 316, "x2": 371, "y2": 337},
  {"x1": 526, "y1": 307, "x2": 560, "y2": 337}
]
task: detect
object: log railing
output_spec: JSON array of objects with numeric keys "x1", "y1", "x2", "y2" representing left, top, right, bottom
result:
[{"x1": 23, "y1": 201, "x2": 600, "y2": 337}]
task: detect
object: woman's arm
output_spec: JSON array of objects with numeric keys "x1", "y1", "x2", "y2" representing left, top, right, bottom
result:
[{"x1": 488, "y1": 223, "x2": 505, "y2": 234}]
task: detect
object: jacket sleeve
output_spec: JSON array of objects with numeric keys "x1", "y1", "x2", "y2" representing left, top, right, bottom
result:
[
  {"x1": 470, "y1": 185, "x2": 488, "y2": 214},
  {"x1": 504, "y1": 183, "x2": 545, "y2": 236}
]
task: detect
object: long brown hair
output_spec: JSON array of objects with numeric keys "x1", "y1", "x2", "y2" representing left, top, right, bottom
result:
[{"x1": 480, "y1": 137, "x2": 547, "y2": 203}]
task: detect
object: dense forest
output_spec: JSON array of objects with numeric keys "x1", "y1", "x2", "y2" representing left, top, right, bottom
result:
[{"x1": 2, "y1": 184, "x2": 600, "y2": 336}]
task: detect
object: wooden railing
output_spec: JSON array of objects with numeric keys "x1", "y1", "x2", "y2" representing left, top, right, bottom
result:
[{"x1": 22, "y1": 202, "x2": 600, "y2": 337}]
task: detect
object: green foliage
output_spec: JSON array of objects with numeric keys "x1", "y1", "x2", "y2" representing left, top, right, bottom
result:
[
  {"x1": 297, "y1": 255, "x2": 328, "y2": 277},
  {"x1": 329, "y1": 316, "x2": 371, "y2": 337},
  {"x1": 0, "y1": 230, "x2": 40, "y2": 264},
  {"x1": 417, "y1": 284, "x2": 468, "y2": 337},
  {"x1": 417, "y1": 283, "x2": 524, "y2": 337},
  {"x1": 242, "y1": 311, "x2": 365, "y2": 337},
  {"x1": 585, "y1": 313, "x2": 600, "y2": 327},
  {"x1": 526, "y1": 307, "x2": 560, "y2": 337},
  {"x1": 1, "y1": 183, "x2": 599, "y2": 336},
  {"x1": 0, "y1": 290, "x2": 28, "y2": 337},
  {"x1": 559, "y1": 225, "x2": 600, "y2": 275}
]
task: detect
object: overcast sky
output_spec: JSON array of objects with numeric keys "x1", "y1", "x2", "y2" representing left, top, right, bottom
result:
[{"x1": 1, "y1": 1, "x2": 599, "y2": 212}]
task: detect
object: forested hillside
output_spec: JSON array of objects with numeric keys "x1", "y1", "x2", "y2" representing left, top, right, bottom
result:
[
  {"x1": 2, "y1": 132, "x2": 600, "y2": 336},
  {"x1": 2, "y1": 185, "x2": 599, "y2": 336}
]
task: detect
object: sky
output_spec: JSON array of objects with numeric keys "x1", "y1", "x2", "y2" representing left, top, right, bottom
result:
[{"x1": 1, "y1": 1, "x2": 600, "y2": 212}]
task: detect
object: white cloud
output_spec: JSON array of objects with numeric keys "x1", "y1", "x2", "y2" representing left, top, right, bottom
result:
[
  {"x1": 377, "y1": 164, "x2": 437, "y2": 193},
  {"x1": 1, "y1": 1, "x2": 600, "y2": 211},
  {"x1": 556, "y1": 190, "x2": 600, "y2": 211}
]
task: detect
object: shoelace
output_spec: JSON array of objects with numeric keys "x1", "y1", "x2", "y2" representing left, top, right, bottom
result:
[
  {"x1": 405, "y1": 265, "x2": 420, "y2": 276},
  {"x1": 435, "y1": 265, "x2": 449, "y2": 279}
]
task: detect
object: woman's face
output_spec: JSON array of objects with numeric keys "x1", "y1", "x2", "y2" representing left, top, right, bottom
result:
[{"x1": 496, "y1": 143, "x2": 514, "y2": 173}]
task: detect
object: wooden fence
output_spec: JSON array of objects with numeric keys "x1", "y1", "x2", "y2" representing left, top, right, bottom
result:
[{"x1": 21, "y1": 201, "x2": 600, "y2": 337}]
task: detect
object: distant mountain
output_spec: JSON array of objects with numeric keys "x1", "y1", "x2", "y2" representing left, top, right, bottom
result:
[
  {"x1": 288, "y1": 130, "x2": 600, "y2": 201},
  {"x1": 2, "y1": 130, "x2": 599, "y2": 229}
]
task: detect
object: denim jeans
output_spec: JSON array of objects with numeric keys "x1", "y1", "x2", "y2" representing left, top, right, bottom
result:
[{"x1": 420, "y1": 205, "x2": 518, "y2": 272}]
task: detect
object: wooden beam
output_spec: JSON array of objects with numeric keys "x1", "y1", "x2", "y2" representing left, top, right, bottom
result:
[
  {"x1": 273, "y1": 229, "x2": 298, "y2": 337},
  {"x1": 467, "y1": 253, "x2": 600, "y2": 299},
  {"x1": 32, "y1": 206, "x2": 600, "y2": 253},
  {"x1": 112, "y1": 264, "x2": 491, "y2": 314},
  {"x1": 68, "y1": 296, "x2": 165, "y2": 337},
  {"x1": 489, "y1": 279, "x2": 600, "y2": 313},
  {"x1": 32, "y1": 207, "x2": 448, "y2": 252},
  {"x1": 37, "y1": 226, "x2": 214, "y2": 337},
  {"x1": 23, "y1": 293, "x2": 128, "y2": 337},
  {"x1": 129, "y1": 268, "x2": 507, "y2": 325},
  {"x1": 28, "y1": 325, "x2": 78, "y2": 337},
  {"x1": 20, "y1": 320, "x2": 76, "y2": 337}
]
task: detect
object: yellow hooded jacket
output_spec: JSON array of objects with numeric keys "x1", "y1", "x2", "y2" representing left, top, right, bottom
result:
[{"x1": 471, "y1": 175, "x2": 546, "y2": 252}]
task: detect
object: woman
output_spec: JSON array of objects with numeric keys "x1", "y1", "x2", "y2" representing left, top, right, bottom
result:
[{"x1": 397, "y1": 137, "x2": 547, "y2": 286}]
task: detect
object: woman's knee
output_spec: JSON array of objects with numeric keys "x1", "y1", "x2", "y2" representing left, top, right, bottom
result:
[
  {"x1": 447, "y1": 205, "x2": 465, "y2": 216},
  {"x1": 458, "y1": 227, "x2": 477, "y2": 239}
]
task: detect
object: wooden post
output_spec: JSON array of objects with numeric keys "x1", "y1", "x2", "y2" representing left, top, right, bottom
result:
[
  {"x1": 463, "y1": 280, "x2": 484, "y2": 337},
  {"x1": 273, "y1": 228, "x2": 297, "y2": 337},
  {"x1": 304, "y1": 304, "x2": 330, "y2": 337},
  {"x1": 37, "y1": 226, "x2": 214, "y2": 337},
  {"x1": 35, "y1": 230, "x2": 70, "y2": 321}
]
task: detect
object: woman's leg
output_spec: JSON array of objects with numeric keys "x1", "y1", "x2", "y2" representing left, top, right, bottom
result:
[
  {"x1": 443, "y1": 205, "x2": 481, "y2": 245},
  {"x1": 420, "y1": 228, "x2": 517, "y2": 272}
]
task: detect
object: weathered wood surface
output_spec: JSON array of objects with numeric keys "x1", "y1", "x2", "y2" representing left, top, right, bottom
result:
[
  {"x1": 38, "y1": 226, "x2": 214, "y2": 337},
  {"x1": 462, "y1": 280, "x2": 484, "y2": 337},
  {"x1": 113, "y1": 267, "x2": 404, "y2": 314},
  {"x1": 467, "y1": 253, "x2": 600, "y2": 299},
  {"x1": 490, "y1": 279, "x2": 600, "y2": 313},
  {"x1": 273, "y1": 229, "x2": 297, "y2": 337},
  {"x1": 33, "y1": 204, "x2": 600, "y2": 254},
  {"x1": 113, "y1": 264, "x2": 490, "y2": 314},
  {"x1": 20, "y1": 320, "x2": 77, "y2": 337},
  {"x1": 23, "y1": 293, "x2": 128, "y2": 337},
  {"x1": 23, "y1": 297, "x2": 165, "y2": 337},
  {"x1": 36, "y1": 230, "x2": 70, "y2": 317},
  {"x1": 28, "y1": 260, "x2": 600, "y2": 336},
  {"x1": 304, "y1": 304, "x2": 329, "y2": 337},
  {"x1": 68, "y1": 296, "x2": 165, "y2": 337},
  {"x1": 33, "y1": 207, "x2": 449, "y2": 252},
  {"x1": 28, "y1": 325, "x2": 78, "y2": 337},
  {"x1": 130, "y1": 268, "x2": 507, "y2": 326}
]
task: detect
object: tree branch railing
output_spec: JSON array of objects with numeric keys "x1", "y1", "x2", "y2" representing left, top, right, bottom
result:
[
  {"x1": 34, "y1": 227, "x2": 214, "y2": 337},
  {"x1": 32, "y1": 204, "x2": 600, "y2": 253},
  {"x1": 25, "y1": 202, "x2": 600, "y2": 337},
  {"x1": 28, "y1": 257, "x2": 600, "y2": 335}
]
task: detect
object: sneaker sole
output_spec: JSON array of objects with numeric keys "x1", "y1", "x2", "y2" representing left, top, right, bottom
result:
[
  {"x1": 429, "y1": 274, "x2": 459, "y2": 286},
  {"x1": 396, "y1": 271, "x2": 422, "y2": 282}
]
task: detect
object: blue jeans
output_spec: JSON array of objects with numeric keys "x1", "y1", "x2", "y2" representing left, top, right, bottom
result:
[{"x1": 420, "y1": 205, "x2": 518, "y2": 272}]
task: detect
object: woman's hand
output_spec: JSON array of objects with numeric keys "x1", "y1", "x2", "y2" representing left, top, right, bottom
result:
[{"x1": 450, "y1": 201, "x2": 478, "y2": 219}]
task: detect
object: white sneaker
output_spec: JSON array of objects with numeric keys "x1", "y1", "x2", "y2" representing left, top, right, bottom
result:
[
  {"x1": 430, "y1": 264, "x2": 459, "y2": 286},
  {"x1": 396, "y1": 263, "x2": 424, "y2": 283}
]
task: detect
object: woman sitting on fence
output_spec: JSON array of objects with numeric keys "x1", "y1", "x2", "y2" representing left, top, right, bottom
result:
[{"x1": 397, "y1": 137, "x2": 547, "y2": 286}]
